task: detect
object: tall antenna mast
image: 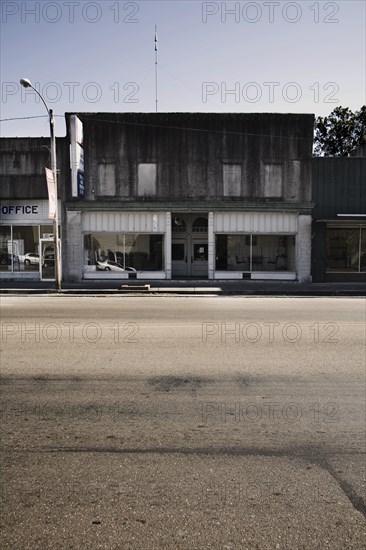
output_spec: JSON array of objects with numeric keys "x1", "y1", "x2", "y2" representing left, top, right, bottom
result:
[{"x1": 155, "y1": 24, "x2": 158, "y2": 113}]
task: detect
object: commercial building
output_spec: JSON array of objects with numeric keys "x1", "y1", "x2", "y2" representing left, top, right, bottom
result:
[
  {"x1": 64, "y1": 112, "x2": 314, "y2": 283},
  {"x1": 0, "y1": 137, "x2": 67, "y2": 282},
  {"x1": 312, "y1": 147, "x2": 366, "y2": 282}
]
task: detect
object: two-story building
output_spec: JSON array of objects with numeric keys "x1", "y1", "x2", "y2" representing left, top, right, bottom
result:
[{"x1": 64, "y1": 112, "x2": 314, "y2": 283}]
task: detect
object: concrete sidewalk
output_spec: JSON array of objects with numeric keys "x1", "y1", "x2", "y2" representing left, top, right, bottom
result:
[{"x1": 1, "y1": 279, "x2": 365, "y2": 296}]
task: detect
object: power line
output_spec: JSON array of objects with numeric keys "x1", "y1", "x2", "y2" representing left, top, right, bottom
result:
[
  {"x1": 78, "y1": 115, "x2": 314, "y2": 141},
  {"x1": 1, "y1": 113, "x2": 314, "y2": 141},
  {"x1": 0, "y1": 115, "x2": 64, "y2": 122}
]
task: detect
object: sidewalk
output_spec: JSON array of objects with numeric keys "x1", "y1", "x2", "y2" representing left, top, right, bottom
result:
[{"x1": 1, "y1": 279, "x2": 365, "y2": 296}]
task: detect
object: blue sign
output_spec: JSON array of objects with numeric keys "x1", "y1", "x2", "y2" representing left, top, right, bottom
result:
[{"x1": 77, "y1": 171, "x2": 85, "y2": 198}]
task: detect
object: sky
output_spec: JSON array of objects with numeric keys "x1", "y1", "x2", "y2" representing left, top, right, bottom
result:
[{"x1": 0, "y1": 0, "x2": 365, "y2": 136}]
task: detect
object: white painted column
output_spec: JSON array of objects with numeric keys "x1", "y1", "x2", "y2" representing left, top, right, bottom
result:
[
  {"x1": 297, "y1": 214, "x2": 312, "y2": 283},
  {"x1": 65, "y1": 210, "x2": 83, "y2": 282},
  {"x1": 208, "y1": 211, "x2": 214, "y2": 279},
  {"x1": 165, "y1": 212, "x2": 172, "y2": 279}
]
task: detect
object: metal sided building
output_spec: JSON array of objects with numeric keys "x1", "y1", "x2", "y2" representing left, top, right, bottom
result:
[
  {"x1": 64, "y1": 112, "x2": 314, "y2": 283},
  {"x1": 312, "y1": 151, "x2": 366, "y2": 282}
]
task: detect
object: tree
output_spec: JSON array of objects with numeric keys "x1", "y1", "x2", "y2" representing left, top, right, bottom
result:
[{"x1": 313, "y1": 106, "x2": 366, "y2": 156}]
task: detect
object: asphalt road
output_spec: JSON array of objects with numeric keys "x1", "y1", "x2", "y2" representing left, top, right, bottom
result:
[{"x1": 1, "y1": 296, "x2": 365, "y2": 549}]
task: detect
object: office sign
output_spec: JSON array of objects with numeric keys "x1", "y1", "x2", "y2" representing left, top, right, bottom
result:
[{"x1": 0, "y1": 200, "x2": 60, "y2": 223}]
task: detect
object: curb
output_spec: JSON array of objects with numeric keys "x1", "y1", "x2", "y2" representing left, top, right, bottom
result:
[{"x1": 1, "y1": 289, "x2": 365, "y2": 297}]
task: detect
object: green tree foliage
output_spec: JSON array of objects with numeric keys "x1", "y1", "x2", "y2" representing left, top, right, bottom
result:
[{"x1": 313, "y1": 106, "x2": 366, "y2": 156}]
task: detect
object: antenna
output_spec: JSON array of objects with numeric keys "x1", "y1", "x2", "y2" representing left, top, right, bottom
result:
[{"x1": 155, "y1": 24, "x2": 158, "y2": 113}]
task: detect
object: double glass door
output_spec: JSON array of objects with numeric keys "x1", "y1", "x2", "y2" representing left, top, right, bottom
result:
[
  {"x1": 171, "y1": 215, "x2": 208, "y2": 278},
  {"x1": 172, "y1": 239, "x2": 208, "y2": 278}
]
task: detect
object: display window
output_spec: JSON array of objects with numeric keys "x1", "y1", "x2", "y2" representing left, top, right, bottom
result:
[
  {"x1": 0, "y1": 225, "x2": 55, "y2": 273},
  {"x1": 84, "y1": 233, "x2": 164, "y2": 272},
  {"x1": 215, "y1": 234, "x2": 296, "y2": 272},
  {"x1": 326, "y1": 227, "x2": 366, "y2": 273}
]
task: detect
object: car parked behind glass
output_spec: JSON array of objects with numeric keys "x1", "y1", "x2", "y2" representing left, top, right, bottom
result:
[{"x1": 96, "y1": 260, "x2": 136, "y2": 272}]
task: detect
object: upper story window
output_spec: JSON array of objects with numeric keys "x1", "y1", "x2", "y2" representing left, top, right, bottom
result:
[
  {"x1": 138, "y1": 163, "x2": 157, "y2": 196},
  {"x1": 98, "y1": 163, "x2": 116, "y2": 196},
  {"x1": 263, "y1": 163, "x2": 283, "y2": 197},
  {"x1": 192, "y1": 217, "x2": 208, "y2": 232},
  {"x1": 223, "y1": 164, "x2": 241, "y2": 196}
]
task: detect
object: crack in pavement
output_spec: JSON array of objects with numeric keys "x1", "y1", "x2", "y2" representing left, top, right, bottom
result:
[{"x1": 2, "y1": 446, "x2": 365, "y2": 516}]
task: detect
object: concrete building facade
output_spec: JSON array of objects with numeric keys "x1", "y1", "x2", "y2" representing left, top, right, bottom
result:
[{"x1": 64, "y1": 112, "x2": 314, "y2": 283}]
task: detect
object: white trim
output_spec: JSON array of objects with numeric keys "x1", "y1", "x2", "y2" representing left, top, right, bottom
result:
[
  {"x1": 81, "y1": 211, "x2": 166, "y2": 233},
  {"x1": 165, "y1": 212, "x2": 172, "y2": 279},
  {"x1": 83, "y1": 271, "x2": 167, "y2": 280},
  {"x1": 208, "y1": 212, "x2": 214, "y2": 279},
  {"x1": 214, "y1": 271, "x2": 297, "y2": 280},
  {"x1": 214, "y1": 212, "x2": 297, "y2": 233}
]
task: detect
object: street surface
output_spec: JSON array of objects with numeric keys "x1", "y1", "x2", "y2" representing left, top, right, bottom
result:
[{"x1": 1, "y1": 296, "x2": 365, "y2": 549}]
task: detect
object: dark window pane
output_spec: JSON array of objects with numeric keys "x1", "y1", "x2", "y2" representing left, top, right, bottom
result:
[
  {"x1": 193, "y1": 244, "x2": 208, "y2": 261},
  {"x1": 326, "y1": 229, "x2": 360, "y2": 272},
  {"x1": 172, "y1": 244, "x2": 185, "y2": 261}
]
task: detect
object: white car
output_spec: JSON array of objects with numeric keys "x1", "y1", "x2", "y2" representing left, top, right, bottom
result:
[
  {"x1": 96, "y1": 260, "x2": 136, "y2": 272},
  {"x1": 19, "y1": 253, "x2": 40, "y2": 266}
]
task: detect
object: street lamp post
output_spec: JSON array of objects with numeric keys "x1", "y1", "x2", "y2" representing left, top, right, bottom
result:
[{"x1": 20, "y1": 78, "x2": 61, "y2": 291}]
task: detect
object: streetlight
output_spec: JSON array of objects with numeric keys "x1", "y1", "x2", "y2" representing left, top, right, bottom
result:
[{"x1": 20, "y1": 78, "x2": 61, "y2": 291}]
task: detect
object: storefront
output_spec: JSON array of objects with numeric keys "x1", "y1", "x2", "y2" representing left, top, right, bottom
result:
[
  {"x1": 312, "y1": 157, "x2": 366, "y2": 282},
  {"x1": 321, "y1": 219, "x2": 366, "y2": 281},
  {"x1": 0, "y1": 200, "x2": 61, "y2": 280},
  {"x1": 79, "y1": 210, "x2": 168, "y2": 280},
  {"x1": 67, "y1": 208, "x2": 310, "y2": 282},
  {"x1": 212, "y1": 211, "x2": 303, "y2": 280}
]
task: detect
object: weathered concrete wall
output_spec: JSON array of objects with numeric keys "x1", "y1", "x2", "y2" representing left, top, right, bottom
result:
[
  {"x1": 297, "y1": 214, "x2": 312, "y2": 283},
  {"x1": 65, "y1": 210, "x2": 83, "y2": 281},
  {"x1": 71, "y1": 113, "x2": 314, "y2": 205}
]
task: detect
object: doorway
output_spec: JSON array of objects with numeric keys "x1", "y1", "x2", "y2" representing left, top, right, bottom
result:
[
  {"x1": 171, "y1": 214, "x2": 208, "y2": 278},
  {"x1": 39, "y1": 239, "x2": 55, "y2": 281}
]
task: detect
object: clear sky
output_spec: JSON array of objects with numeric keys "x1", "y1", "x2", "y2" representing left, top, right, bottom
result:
[{"x1": 1, "y1": 0, "x2": 365, "y2": 136}]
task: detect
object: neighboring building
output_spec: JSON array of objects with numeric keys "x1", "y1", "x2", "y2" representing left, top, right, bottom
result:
[
  {"x1": 0, "y1": 137, "x2": 67, "y2": 282},
  {"x1": 312, "y1": 155, "x2": 366, "y2": 282},
  {"x1": 64, "y1": 112, "x2": 314, "y2": 283}
]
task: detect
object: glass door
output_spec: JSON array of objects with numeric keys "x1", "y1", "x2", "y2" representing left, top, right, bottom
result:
[
  {"x1": 40, "y1": 239, "x2": 55, "y2": 281},
  {"x1": 191, "y1": 241, "x2": 208, "y2": 277},
  {"x1": 172, "y1": 239, "x2": 188, "y2": 277}
]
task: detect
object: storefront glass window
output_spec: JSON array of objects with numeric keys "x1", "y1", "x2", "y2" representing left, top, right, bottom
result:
[
  {"x1": 216, "y1": 235, "x2": 250, "y2": 270},
  {"x1": 84, "y1": 233, "x2": 164, "y2": 272},
  {"x1": 361, "y1": 229, "x2": 366, "y2": 272},
  {"x1": 0, "y1": 225, "x2": 57, "y2": 274},
  {"x1": 12, "y1": 226, "x2": 39, "y2": 272},
  {"x1": 0, "y1": 226, "x2": 12, "y2": 272},
  {"x1": 215, "y1": 234, "x2": 295, "y2": 272},
  {"x1": 326, "y1": 228, "x2": 364, "y2": 272}
]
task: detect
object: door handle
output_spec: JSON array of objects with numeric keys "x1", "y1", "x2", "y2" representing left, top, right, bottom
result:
[
  {"x1": 191, "y1": 256, "x2": 193, "y2": 264},
  {"x1": 184, "y1": 257, "x2": 187, "y2": 263}
]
